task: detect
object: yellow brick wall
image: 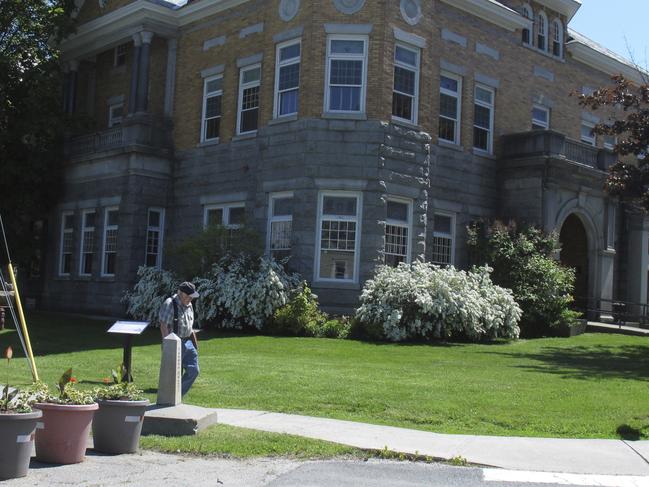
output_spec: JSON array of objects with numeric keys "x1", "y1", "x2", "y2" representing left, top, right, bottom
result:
[{"x1": 76, "y1": 0, "x2": 136, "y2": 26}]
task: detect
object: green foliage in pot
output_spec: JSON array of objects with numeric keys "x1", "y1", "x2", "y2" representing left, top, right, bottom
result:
[
  {"x1": 93, "y1": 364, "x2": 145, "y2": 401},
  {"x1": 32, "y1": 368, "x2": 95, "y2": 405},
  {"x1": 1, "y1": 346, "x2": 35, "y2": 413}
]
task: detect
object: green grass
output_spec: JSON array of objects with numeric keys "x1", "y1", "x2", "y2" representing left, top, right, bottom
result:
[{"x1": 3, "y1": 311, "x2": 649, "y2": 441}]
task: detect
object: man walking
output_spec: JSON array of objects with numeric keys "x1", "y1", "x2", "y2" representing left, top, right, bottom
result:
[{"x1": 159, "y1": 281, "x2": 200, "y2": 396}]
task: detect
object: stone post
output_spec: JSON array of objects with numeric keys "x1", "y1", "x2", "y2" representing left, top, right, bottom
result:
[
  {"x1": 157, "y1": 333, "x2": 181, "y2": 406},
  {"x1": 136, "y1": 31, "x2": 154, "y2": 113},
  {"x1": 128, "y1": 33, "x2": 142, "y2": 115}
]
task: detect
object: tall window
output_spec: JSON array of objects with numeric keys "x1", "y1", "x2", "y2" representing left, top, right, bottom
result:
[
  {"x1": 536, "y1": 11, "x2": 548, "y2": 51},
  {"x1": 580, "y1": 121, "x2": 596, "y2": 146},
  {"x1": 606, "y1": 203, "x2": 616, "y2": 250},
  {"x1": 268, "y1": 193, "x2": 293, "y2": 261},
  {"x1": 392, "y1": 44, "x2": 420, "y2": 124},
  {"x1": 473, "y1": 84, "x2": 495, "y2": 153},
  {"x1": 431, "y1": 212, "x2": 455, "y2": 265},
  {"x1": 201, "y1": 75, "x2": 223, "y2": 142},
  {"x1": 521, "y1": 5, "x2": 533, "y2": 45},
  {"x1": 603, "y1": 135, "x2": 616, "y2": 151},
  {"x1": 532, "y1": 105, "x2": 549, "y2": 130},
  {"x1": 114, "y1": 43, "x2": 127, "y2": 67},
  {"x1": 79, "y1": 210, "x2": 96, "y2": 276},
  {"x1": 385, "y1": 199, "x2": 411, "y2": 267},
  {"x1": 316, "y1": 192, "x2": 361, "y2": 282},
  {"x1": 439, "y1": 73, "x2": 462, "y2": 144},
  {"x1": 325, "y1": 36, "x2": 367, "y2": 113},
  {"x1": 59, "y1": 212, "x2": 74, "y2": 276},
  {"x1": 237, "y1": 64, "x2": 261, "y2": 135},
  {"x1": 101, "y1": 207, "x2": 118, "y2": 276},
  {"x1": 145, "y1": 208, "x2": 165, "y2": 267},
  {"x1": 552, "y1": 19, "x2": 563, "y2": 57},
  {"x1": 108, "y1": 103, "x2": 123, "y2": 128},
  {"x1": 274, "y1": 40, "x2": 301, "y2": 118}
]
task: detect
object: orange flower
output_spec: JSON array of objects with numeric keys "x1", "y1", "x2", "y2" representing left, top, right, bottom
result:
[
  {"x1": 102, "y1": 377, "x2": 111, "y2": 384},
  {"x1": 69, "y1": 377, "x2": 77, "y2": 383},
  {"x1": 3, "y1": 346, "x2": 11, "y2": 361}
]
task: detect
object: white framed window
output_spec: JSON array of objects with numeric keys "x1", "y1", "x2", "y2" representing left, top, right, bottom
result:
[
  {"x1": 267, "y1": 192, "x2": 293, "y2": 260},
  {"x1": 384, "y1": 198, "x2": 412, "y2": 267},
  {"x1": 204, "y1": 203, "x2": 246, "y2": 229},
  {"x1": 536, "y1": 11, "x2": 548, "y2": 51},
  {"x1": 521, "y1": 5, "x2": 533, "y2": 46},
  {"x1": 532, "y1": 105, "x2": 550, "y2": 130},
  {"x1": 431, "y1": 212, "x2": 455, "y2": 265},
  {"x1": 274, "y1": 40, "x2": 301, "y2": 118},
  {"x1": 473, "y1": 84, "x2": 495, "y2": 154},
  {"x1": 324, "y1": 35, "x2": 368, "y2": 114},
  {"x1": 315, "y1": 192, "x2": 362, "y2": 282},
  {"x1": 145, "y1": 208, "x2": 165, "y2": 267},
  {"x1": 603, "y1": 135, "x2": 616, "y2": 151},
  {"x1": 606, "y1": 203, "x2": 616, "y2": 250},
  {"x1": 552, "y1": 19, "x2": 563, "y2": 57},
  {"x1": 59, "y1": 211, "x2": 74, "y2": 276},
  {"x1": 101, "y1": 207, "x2": 119, "y2": 277},
  {"x1": 114, "y1": 43, "x2": 127, "y2": 67},
  {"x1": 580, "y1": 121, "x2": 596, "y2": 146},
  {"x1": 392, "y1": 43, "x2": 420, "y2": 124},
  {"x1": 237, "y1": 64, "x2": 261, "y2": 135},
  {"x1": 201, "y1": 75, "x2": 223, "y2": 142},
  {"x1": 108, "y1": 103, "x2": 123, "y2": 128},
  {"x1": 79, "y1": 210, "x2": 96, "y2": 276},
  {"x1": 439, "y1": 72, "x2": 462, "y2": 144}
]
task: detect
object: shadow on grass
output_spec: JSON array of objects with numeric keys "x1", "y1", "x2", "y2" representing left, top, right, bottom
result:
[{"x1": 485, "y1": 344, "x2": 649, "y2": 381}]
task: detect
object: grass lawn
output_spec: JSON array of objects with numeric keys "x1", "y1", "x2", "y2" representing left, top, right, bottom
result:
[{"x1": 3, "y1": 311, "x2": 649, "y2": 441}]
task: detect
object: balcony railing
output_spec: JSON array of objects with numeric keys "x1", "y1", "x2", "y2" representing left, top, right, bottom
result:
[
  {"x1": 65, "y1": 115, "x2": 171, "y2": 158},
  {"x1": 501, "y1": 130, "x2": 616, "y2": 171}
]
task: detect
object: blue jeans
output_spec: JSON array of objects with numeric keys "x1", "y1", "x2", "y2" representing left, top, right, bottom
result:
[{"x1": 181, "y1": 339, "x2": 199, "y2": 396}]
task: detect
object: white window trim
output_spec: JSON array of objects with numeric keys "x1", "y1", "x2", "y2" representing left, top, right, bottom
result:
[
  {"x1": 59, "y1": 211, "x2": 74, "y2": 276},
  {"x1": 114, "y1": 44, "x2": 127, "y2": 67},
  {"x1": 273, "y1": 39, "x2": 301, "y2": 119},
  {"x1": 536, "y1": 10, "x2": 548, "y2": 52},
  {"x1": 237, "y1": 63, "x2": 261, "y2": 136},
  {"x1": 108, "y1": 103, "x2": 123, "y2": 128},
  {"x1": 203, "y1": 202, "x2": 246, "y2": 229},
  {"x1": 606, "y1": 203, "x2": 616, "y2": 251},
  {"x1": 431, "y1": 211, "x2": 456, "y2": 266},
  {"x1": 145, "y1": 208, "x2": 165, "y2": 268},
  {"x1": 101, "y1": 206, "x2": 118, "y2": 277},
  {"x1": 603, "y1": 135, "x2": 617, "y2": 151},
  {"x1": 385, "y1": 196, "x2": 413, "y2": 265},
  {"x1": 521, "y1": 4, "x2": 533, "y2": 46},
  {"x1": 552, "y1": 19, "x2": 563, "y2": 58},
  {"x1": 314, "y1": 190, "x2": 363, "y2": 284},
  {"x1": 266, "y1": 191, "x2": 294, "y2": 255},
  {"x1": 323, "y1": 34, "x2": 369, "y2": 115},
  {"x1": 439, "y1": 71, "x2": 462, "y2": 145},
  {"x1": 200, "y1": 74, "x2": 223, "y2": 143},
  {"x1": 79, "y1": 209, "x2": 95, "y2": 276},
  {"x1": 392, "y1": 43, "x2": 420, "y2": 125},
  {"x1": 532, "y1": 105, "x2": 550, "y2": 130},
  {"x1": 581, "y1": 121, "x2": 596, "y2": 146},
  {"x1": 473, "y1": 84, "x2": 495, "y2": 155}
]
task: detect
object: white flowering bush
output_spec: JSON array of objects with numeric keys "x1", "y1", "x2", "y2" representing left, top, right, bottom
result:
[
  {"x1": 355, "y1": 262, "x2": 521, "y2": 342},
  {"x1": 192, "y1": 255, "x2": 300, "y2": 329},
  {"x1": 123, "y1": 266, "x2": 178, "y2": 326}
]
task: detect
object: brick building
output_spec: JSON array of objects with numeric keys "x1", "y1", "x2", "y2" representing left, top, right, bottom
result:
[{"x1": 43, "y1": 0, "x2": 648, "y2": 317}]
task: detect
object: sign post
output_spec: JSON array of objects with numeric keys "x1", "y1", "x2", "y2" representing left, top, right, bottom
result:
[{"x1": 107, "y1": 321, "x2": 149, "y2": 382}]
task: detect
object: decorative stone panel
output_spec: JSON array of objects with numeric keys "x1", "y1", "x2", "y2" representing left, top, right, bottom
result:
[{"x1": 332, "y1": 0, "x2": 365, "y2": 15}]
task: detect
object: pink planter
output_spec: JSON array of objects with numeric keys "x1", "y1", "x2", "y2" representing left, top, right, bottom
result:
[{"x1": 33, "y1": 402, "x2": 99, "y2": 464}]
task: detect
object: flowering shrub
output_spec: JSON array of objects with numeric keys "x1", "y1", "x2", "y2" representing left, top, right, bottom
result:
[
  {"x1": 195, "y1": 255, "x2": 300, "y2": 329},
  {"x1": 123, "y1": 266, "x2": 178, "y2": 325},
  {"x1": 355, "y1": 262, "x2": 522, "y2": 342}
]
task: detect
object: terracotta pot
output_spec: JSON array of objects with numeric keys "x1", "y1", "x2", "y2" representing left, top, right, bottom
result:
[
  {"x1": 92, "y1": 399, "x2": 150, "y2": 454},
  {"x1": 0, "y1": 409, "x2": 42, "y2": 479},
  {"x1": 33, "y1": 402, "x2": 98, "y2": 464}
]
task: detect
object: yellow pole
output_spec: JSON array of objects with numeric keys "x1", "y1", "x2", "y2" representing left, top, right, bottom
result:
[{"x1": 7, "y1": 264, "x2": 38, "y2": 381}]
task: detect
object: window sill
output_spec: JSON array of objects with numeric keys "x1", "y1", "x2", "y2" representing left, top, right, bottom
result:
[
  {"x1": 232, "y1": 132, "x2": 257, "y2": 142},
  {"x1": 472, "y1": 148, "x2": 495, "y2": 159},
  {"x1": 269, "y1": 114, "x2": 298, "y2": 125},
  {"x1": 311, "y1": 281, "x2": 361, "y2": 291},
  {"x1": 390, "y1": 116, "x2": 420, "y2": 130},
  {"x1": 522, "y1": 43, "x2": 565, "y2": 62},
  {"x1": 321, "y1": 111, "x2": 367, "y2": 121},
  {"x1": 198, "y1": 138, "x2": 220, "y2": 148},
  {"x1": 602, "y1": 248, "x2": 616, "y2": 256},
  {"x1": 437, "y1": 139, "x2": 464, "y2": 152}
]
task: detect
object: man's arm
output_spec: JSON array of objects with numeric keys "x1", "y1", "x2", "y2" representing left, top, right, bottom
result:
[{"x1": 158, "y1": 298, "x2": 173, "y2": 338}]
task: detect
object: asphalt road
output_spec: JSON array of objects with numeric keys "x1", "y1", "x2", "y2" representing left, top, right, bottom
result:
[{"x1": 4, "y1": 451, "x2": 648, "y2": 487}]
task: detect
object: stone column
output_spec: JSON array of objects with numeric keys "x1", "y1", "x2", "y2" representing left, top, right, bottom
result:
[
  {"x1": 164, "y1": 38, "x2": 177, "y2": 118},
  {"x1": 626, "y1": 213, "x2": 649, "y2": 314},
  {"x1": 66, "y1": 60, "x2": 79, "y2": 114},
  {"x1": 136, "y1": 31, "x2": 154, "y2": 113},
  {"x1": 86, "y1": 58, "x2": 97, "y2": 117},
  {"x1": 157, "y1": 333, "x2": 181, "y2": 406},
  {"x1": 128, "y1": 33, "x2": 142, "y2": 115}
]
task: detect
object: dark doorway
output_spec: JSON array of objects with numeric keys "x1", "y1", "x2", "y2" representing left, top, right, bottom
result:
[{"x1": 559, "y1": 214, "x2": 589, "y2": 311}]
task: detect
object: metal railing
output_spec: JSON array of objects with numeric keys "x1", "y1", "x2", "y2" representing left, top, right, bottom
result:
[{"x1": 574, "y1": 297, "x2": 649, "y2": 327}]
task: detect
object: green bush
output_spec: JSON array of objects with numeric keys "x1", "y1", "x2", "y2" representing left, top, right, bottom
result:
[{"x1": 467, "y1": 221, "x2": 580, "y2": 337}]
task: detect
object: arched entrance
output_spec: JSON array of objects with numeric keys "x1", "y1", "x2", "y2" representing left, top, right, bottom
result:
[{"x1": 559, "y1": 214, "x2": 589, "y2": 310}]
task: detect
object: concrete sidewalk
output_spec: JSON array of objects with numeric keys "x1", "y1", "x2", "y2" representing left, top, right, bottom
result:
[{"x1": 215, "y1": 408, "x2": 649, "y2": 476}]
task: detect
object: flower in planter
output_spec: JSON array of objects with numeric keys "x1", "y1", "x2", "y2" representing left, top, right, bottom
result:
[
  {"x1": 32, "y1": 369, "x2": 95, "y2": 405},
  {"x1": 94, "y1": 364, "x2": 144, "y2": 401}
]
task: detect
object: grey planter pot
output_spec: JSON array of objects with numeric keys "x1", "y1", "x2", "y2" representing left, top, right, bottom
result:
[
  {"x1": 92, "y1": 399, "x2": 150, "y2": 454},
  {"x1": 0, "y1": 409, "x2": 42, "y2": 479}
]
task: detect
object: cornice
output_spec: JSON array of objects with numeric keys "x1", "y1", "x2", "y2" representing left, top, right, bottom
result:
[
  {"x1": 439, "y1": 0, "x2": 529, "y2": 32},
  {"x1": 536, "y1": 0, "x2": 581, "y2": 21},
  {"x1": 567, "y1": 37, "x2": 645, "y2": 85}
]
